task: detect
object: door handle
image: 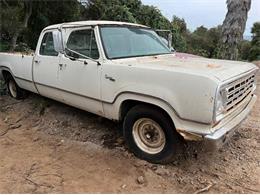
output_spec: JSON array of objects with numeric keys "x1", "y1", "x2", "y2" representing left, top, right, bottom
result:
[
  {"x1": 105, "y1": 74, "x2": 115, "y2": 82},
  {"x1": 34, "y1": 60, "x2": 40, "y2": 64}
]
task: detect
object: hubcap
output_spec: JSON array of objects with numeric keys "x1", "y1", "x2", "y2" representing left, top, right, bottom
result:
[
  {"x1": 132, "y1": 118, "x2": 166, "y2": 154},
  {"x1": 8, "y1": 80, "x2": 17, "y2": 98}
]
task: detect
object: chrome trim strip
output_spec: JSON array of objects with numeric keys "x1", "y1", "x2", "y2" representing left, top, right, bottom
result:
[
  {"x1": 34, "y1": 80, "x2": 101, "y2": 103},
  {"x1": 19, "y1": 78, "x2": 210, "y2": 125},
  {"x1": 0, "y1": 65, "x2": 210, "y2": 125},
  {"x1": 15, "y1": 76, "x2": 32, "y2": 83}
]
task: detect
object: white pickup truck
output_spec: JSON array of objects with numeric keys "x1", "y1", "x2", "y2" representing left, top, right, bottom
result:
[{"x1": 0, "y1": 21, "x2": 258, "y2": 163}]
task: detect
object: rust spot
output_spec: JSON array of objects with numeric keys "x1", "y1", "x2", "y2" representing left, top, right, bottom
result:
[
  {"x1": 207, "y1": 64, "x2": 221, "y2": 69},
  {"x1": 176, "y1": 129, "x2": 203, "y2": 141}
]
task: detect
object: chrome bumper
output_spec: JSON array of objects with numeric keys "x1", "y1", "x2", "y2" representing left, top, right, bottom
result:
[{"x1": 204, "y1": 95, "x2": 257, "y2": 149}]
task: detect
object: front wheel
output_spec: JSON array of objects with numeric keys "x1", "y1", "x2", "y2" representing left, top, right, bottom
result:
[{"x1": 123, "y1": 105, "x2": 181, "y2": 164}]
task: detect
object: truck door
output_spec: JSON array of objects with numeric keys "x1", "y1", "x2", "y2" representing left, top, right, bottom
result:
[
  {"x1": 58, "y1": 27, "x2": 103, "y2": 116},
  {"x1": 33, "y1": 30, "x2": 62, "y2": 101}
]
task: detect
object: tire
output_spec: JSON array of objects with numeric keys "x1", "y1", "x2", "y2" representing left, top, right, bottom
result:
[
  {"x1": 123, "y1": 105, "x2": 181, "y2": 164},
  {"x1": 6, "y1": 76, "x2": 27, "y2": 100}
]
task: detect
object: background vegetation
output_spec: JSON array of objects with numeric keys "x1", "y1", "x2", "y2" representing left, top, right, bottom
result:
[{"x1": 0, "y1": 0, "x2": 259, "y2": 61}]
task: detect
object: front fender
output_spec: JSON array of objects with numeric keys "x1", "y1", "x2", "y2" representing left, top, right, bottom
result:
[
  {"x1": 101, "y1": 63, "x2": 218, "y2": 124},
  {"x1": 102, "y1": 91, "x2": 213, "y2": 135}
]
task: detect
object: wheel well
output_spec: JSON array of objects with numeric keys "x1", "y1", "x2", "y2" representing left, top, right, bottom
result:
[
  {"x1": 2, "y1": 70, "x2": 12, "y2": 81},
  {"x1": 120, "y1": 100, "x2": 175, "y2": 128}
]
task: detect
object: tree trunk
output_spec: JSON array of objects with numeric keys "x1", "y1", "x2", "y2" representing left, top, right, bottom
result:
[
  {"x1": 9, "y1": 1, "x2": 33, "y2": 51},
  {"x1": 218, "y1": 0, "x2": 251, "y2": 60},
  {"x1": 10, "y1": 31, "x2": 19, "y2": 52}
]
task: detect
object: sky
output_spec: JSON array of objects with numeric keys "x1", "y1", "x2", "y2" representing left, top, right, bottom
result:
[{"x1": 141, "y1": 0, "x2": 260, "y2": 37}]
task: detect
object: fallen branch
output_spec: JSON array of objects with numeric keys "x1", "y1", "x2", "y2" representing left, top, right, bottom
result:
[
  {"x1": 0, "y1": 128, "x2": 10, "y2": 136},
  {"x1": 0, "y1": 124, "x2": 21, "y2": 136},
  {"x1": 231, "y1": 180, "x2": 259, "y2": 193},
  {"x1": 25, "y1": 177, "x2": 40, "y2": 187},
  {"x1": 2, "y1": 100, "x2": 24, "y2": 108},
  {"x1": 194, "y1": 183, "x2": 214, "y2": 194}
]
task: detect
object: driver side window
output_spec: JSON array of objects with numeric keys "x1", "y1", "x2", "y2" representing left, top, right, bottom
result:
[
  {"x1": 66, "y1": 29, "x2": 99, "y2": 59},
  {"x1": 39, "y1": 32, "x2": 58, "y2": 56}
]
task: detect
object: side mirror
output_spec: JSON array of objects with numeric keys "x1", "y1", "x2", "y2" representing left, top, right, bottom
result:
[
  {"x1": 53, "y1": 30, "x2": 63, "y2": 53},
  {"x1": 159, "y1": 35, "x2": 175, "y2": 52},
  {"x1": 170, "y1": 47, "x2": 175, "y2": 52}
]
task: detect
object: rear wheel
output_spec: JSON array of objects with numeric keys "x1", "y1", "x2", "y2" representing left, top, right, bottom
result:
[
  {"x1": 123, "y1": 105, "x2": 181, "y2": 164},
  {"x1": 6, "y1": 76, "x2": 27, "y2": 100}
]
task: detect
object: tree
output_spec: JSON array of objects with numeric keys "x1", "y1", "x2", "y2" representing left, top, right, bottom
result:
[
  {"x1": 248, "y1": 22, "x2": 260, "y2": 61},
  {"x1": 24, "y1": 0, "x2": 82, "y2": 49},
  {"x1": 217, "y1": 0, "x2": 251, "y2": 60},
  {"x1": 119, "y1": 0, "x2": 142, "y2": 19},
  {"x1": 82, "y1": 0, "x2": 121, "y2": 20},
  {"x1": 239, "y1": 40, "x2": 251, "y2": 60},
  {"x1": 0, "y1": 0, "x2": 82, "y2": 51},
  {"x1": 171, "y1": 16, "x2": 187, "y2": 35},
  {"x1": 186, "y1": 26, "x2": 210, "y2": 57},
  {"x1": 185, "y1": 25, "x2": 221, "y2": 58},
  {"x1": 83, "y1": 0, "x2": 171, "y2": 30},
  {"x1": 171, "y1": 16, "x2": 188, "y2": 52},
  {"x1": 0, "y1": 0, "x2": 33, "y2": 51},
  {"x1": 99, "y1": 5, "x2": 136, "y2": 22},
  {"x1": 136, "y1": 5, "x2": 171, "y2": 30}
]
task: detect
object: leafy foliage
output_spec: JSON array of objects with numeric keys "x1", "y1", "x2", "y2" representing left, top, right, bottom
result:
[
  {"x1": 248, "y1": 22, "x2": 260, "y2": 61},
  {"x1": 239, "y1": 40, "x2": 251, "y2": 60},
  {"x1": 0, "y1": 0, "x2": 33, "y2": 51},
  {"x1": 186, "y1": 26, "x2": 221, "y2": 58},
  {"x1": 24, "y1": 0, "x2": 82, "y2": 49},
  {"x1": 0, "y1": 0, "x2": 257, "y2": 61},
  {"x1": 170, "y1": 16, "x2": 188, "y2": 52}
]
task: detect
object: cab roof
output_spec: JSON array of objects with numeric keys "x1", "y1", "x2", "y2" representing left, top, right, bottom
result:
[{"x1": 43, "y1": 20, "x2": 149, "y2": 31}]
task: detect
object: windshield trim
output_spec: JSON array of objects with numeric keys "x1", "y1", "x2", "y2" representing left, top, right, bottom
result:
[
  {"x1": 108, "y1": 52, "x2": 172, "y2": 60},
  {"x1": 98, "y1": 25, "x2": 171, "y2": 60}
]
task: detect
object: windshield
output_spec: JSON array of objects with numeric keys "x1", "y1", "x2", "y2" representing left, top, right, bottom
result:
[{"x1": 100, "y1": 26, "x2": 171, "y2": 59}]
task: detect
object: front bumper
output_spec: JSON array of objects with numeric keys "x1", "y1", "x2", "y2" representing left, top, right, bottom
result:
[{"x1": 204, "y1": 94, "x2": 257, "y2": 149}]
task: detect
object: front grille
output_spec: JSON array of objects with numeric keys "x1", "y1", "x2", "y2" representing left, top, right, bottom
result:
[{"x1": 223, "y1": 73, "x2": 255, "y2": 112}]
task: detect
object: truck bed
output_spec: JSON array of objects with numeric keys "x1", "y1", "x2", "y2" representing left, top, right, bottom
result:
[{"x1": 0, "y1": 52, "x2": 37, "y2": 92}]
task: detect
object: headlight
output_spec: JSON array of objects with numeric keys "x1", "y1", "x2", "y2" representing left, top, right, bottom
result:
[{"x1": 215, "y1": 89, "x2": 226, "y2": 122}]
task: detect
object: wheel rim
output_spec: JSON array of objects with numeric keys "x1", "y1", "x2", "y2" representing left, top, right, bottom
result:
[
  {"x1": 8, "y1": 80, "x2": 17, "y2": 98},
  {"x1": 132, "y1": 118, "x2": 166, "y2": 154}
]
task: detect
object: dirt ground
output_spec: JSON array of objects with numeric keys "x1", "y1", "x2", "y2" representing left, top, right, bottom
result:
[{"x1": 0, "y1": 64, "x2": 260, "y2": 193}]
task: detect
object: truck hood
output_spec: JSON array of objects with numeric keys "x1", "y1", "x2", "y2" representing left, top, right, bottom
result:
[{"x1": 113, "y1": 53, "x2": 258, "y2": 82}]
